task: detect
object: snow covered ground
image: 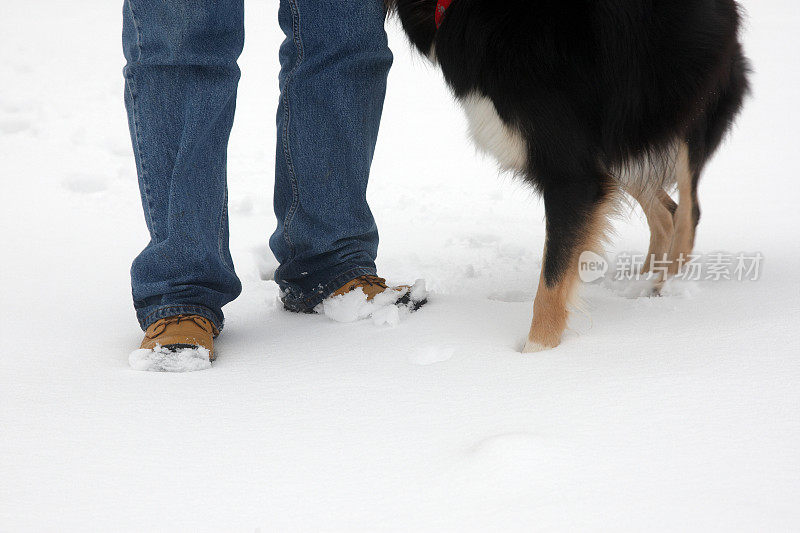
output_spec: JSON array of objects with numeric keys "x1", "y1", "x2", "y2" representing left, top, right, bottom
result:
[{"x1": 1, "y1": 1, "x2": 799, "y2": 530}]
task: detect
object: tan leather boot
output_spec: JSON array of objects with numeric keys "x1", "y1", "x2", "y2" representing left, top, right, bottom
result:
[
  {"x1": 140, "y1": 315, "x2": 219, "y2": 360},
  {"x1": 330, "y1": 275, "x2": 426, "y2": 310},
  {"x1": 330, "y1": 275, "x2": 402, "y2": 300}
]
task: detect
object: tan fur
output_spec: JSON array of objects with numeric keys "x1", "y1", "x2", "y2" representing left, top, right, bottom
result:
[
  {"x1": 666, "y1": 143, "x2": 696, "y2": 275},
  {"x1": 524, "y1": 269, "x2": 573, "y2": 351},
  {"x1": 631, "y1": 188, "x2": 676, "y2": 273},
  {"x1": 523, "y1": 191, "x2": 618, "y2": 352}
]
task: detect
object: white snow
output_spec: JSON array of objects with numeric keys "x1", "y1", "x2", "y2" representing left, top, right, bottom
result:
[
  {"x1": 129, "y1": 345, "x2": 212, "y2": 373},
  {"x1": 408, "y1": 344, "x2": 457, "y2": 366},
  {"x1": 317, "y1": 287, "x2": 402, "y2": 325},
  {"x1": 1, "y1": 1, "x2": 799, "y2": 531},
  {"x1": 408, "y1": 278, "x2": 429, "y2": 302},
  {"x1": 316, "y1": 279, "x2": 428, "y2": 326}
]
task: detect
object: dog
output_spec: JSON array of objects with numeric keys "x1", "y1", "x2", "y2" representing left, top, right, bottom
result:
[{"x1": 386, "y1": 0, "x2": 750, "y2": 351}]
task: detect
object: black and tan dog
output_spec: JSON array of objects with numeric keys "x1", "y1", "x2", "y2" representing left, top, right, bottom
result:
[{"x1": 387, "y1": 0, "x2": 750, "y2": 351}]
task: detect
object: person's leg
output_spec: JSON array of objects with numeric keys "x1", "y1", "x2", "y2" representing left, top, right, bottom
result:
[
  {"x1": 123, "y1": 0, "x2": 244, "y2": 331},
  {"x1": 271, "y1": 0, "x2": 394, "y2": 312}
]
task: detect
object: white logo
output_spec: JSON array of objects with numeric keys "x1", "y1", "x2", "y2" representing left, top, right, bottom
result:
[{"x1": 578, "y1": 251, "x2": 608, "y2": 283}]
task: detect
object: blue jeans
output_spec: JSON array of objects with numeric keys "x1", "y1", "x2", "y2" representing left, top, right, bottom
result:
[{"x1": 123, "y1": 0, "x2": 392, "y2": 330}]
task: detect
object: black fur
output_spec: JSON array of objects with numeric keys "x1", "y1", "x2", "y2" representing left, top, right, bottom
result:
[{"x1": 388, "y1": 0, "x2": 749, "y2": 288}]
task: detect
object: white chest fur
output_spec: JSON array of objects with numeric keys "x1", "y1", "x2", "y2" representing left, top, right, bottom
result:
[{"x1": 460, "y1": 93, "x2": 529, "y2": 172}]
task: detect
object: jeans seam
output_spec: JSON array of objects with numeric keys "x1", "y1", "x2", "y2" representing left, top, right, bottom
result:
[
  {"x1": 125, "y1": 0, "x2": 158, "y2": 241},
  {"x1": 126, "y1": 0, "x2": 143, "y2": 62},
  {"x1": 280, "y1": 0, "x2": 305, "y2": 261},
  {"x1": 218, "y1": 185, "x2": 235, "y2": 272}
]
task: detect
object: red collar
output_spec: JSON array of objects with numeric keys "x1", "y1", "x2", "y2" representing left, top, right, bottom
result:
[{"x1": 435, "y1": 0, "x2": 453, "y2": 29}]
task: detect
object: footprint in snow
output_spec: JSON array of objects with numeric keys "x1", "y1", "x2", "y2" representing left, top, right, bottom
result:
[
  {"x1": 231, "y1": 196, "x2": 254, "y2": 215},
  {"x1": 0, "y1": 120, "x2": 31, "y2": 135},
  {"x1": 408, "y1": 345, "x2": 456, "y2": 366},
  {"x1": 465, "y1": 433, "x2": 581, "y2": 481},
  {"x1": 102, "y1": 137, "x2": 133, "y2": 157},
  {"x1": 469, "y1": 432, "x2": 542, "y2": 457},
  {"x1": 487, "y1": 290, "x2": 534, "y2": 303},
  {"x1": 62, "y1": 174, "x2": 108, "y2": 194},
  {"x1": 602, "y1": 276, "x2": 699, "y2": 299},
  {"x1": 467, "y1": 432, "x2": 564, "y2": 472},
  {"x1": 463, "y1": 233, "x2": 501, "y2": 249}
]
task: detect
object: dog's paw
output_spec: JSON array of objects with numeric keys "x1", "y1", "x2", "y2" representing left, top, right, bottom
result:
[{"x1": 522, "y1": 340, "x2": 553, "y2": 353}]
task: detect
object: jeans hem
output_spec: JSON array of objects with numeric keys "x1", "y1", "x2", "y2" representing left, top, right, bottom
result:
[
  {"x1": 139, "y1": 304, "x2": 224, "y2": 332},
  {"x1": 281, "y1": 265, "x2": 377, "y2": 313}
]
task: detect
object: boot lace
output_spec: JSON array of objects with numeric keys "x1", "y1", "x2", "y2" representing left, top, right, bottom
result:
[
  {"x1": 148, "y1": 315, "x2": 216, "y2": 338},
  {"x1": 352, "y1": 275, "x2": 389, "y2": 290}
]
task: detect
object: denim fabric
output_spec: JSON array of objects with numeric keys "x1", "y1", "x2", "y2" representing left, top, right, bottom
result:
[
  {"x1": 271, "y1": 0, "x2": 393, "y2": 312},
  {"x1": 123, "y1": 0, "x2": 392, "y2": 330}
]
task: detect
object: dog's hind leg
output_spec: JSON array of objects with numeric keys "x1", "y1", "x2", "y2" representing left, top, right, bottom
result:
[
  {"x1": 664, "y1": 50, "x2": 749, "y2": 280},
  {"x1": 630, "y1": 188, "x2": 677, "y2": 274},
  {"x1": 524, "y1": 170, "x2": 618, "y2": 352},
  {"x1": 664, "y1": 143, "x2": 698, "y2": 278}
]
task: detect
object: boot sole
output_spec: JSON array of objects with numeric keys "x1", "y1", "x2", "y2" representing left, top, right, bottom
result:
[
  {"x1": 282, "y1": 293, "x2": 428, "y2": 314},
  {"x1": 162, "y1": 343, "x2": 215, "y2": 362}
]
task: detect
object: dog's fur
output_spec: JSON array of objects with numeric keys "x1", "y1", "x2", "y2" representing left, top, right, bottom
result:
[{"x1": 386, "y1": 0, "x2": 750, "y2": 351}]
